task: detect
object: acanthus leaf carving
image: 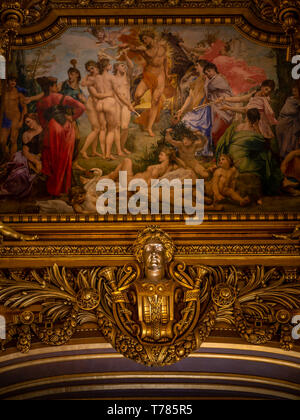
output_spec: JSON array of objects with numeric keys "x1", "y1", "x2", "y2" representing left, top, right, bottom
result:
[{"x1": 0, "y1": 228, "x2": 299, "y2": 365}]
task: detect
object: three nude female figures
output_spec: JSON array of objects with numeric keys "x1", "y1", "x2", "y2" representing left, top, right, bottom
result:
[
  {"x1": 79, "y1": 30, "x2": 169, "y2": 160},
  {"x1": 80, "y1": 54, "x2": 135, "y2": 161}
]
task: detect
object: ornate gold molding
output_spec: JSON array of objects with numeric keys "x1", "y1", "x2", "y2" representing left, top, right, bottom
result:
[
  {"x1": 0, "y1": 243, "x2": 299, "y2": 258},
  {"x1": 0, "y1": 211, "x2": 300, "y2": 223},
  {"x1": 0, "y1": 0, "x2": 298, "y2": 58},
  {"x1": 0, "y1": 0, "x2": 49, "y2": 58},
  {"x1": 0, "y1": 227, "x2": 299, "y2": 367},
  {"x1": 250, "y1": 0, "x2": 300, "y2": 57},
  {"x1": 273, "y1": 224, "x2": 300, "y2": 240},
  {"x1": 0, "y1": 222, "x2": 39, "y2": 243},
  {"x1": 12, "y1": 14, "x2": 288, "y2": 50}
]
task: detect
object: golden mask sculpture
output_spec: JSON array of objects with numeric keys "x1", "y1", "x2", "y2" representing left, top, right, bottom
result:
[
  {"x1": 0, "y1": 225, "x2": 300, "y2": 366},
  {"x1": 96, "y1": 226, "x2": 207, "y2": 365}
]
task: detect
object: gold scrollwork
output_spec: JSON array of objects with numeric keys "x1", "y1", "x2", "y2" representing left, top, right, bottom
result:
[
  {"x1": 0, "y1": 0, "x2": 296, "y2": 60},
  {"x1": 0, "y1": 227, "x2": 299, "y2": 366},
  {"x1": 212, "y1": 283, "x2": 237, "y2": 308}
]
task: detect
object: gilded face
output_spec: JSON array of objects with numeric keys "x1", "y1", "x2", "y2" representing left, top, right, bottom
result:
[{"x1": 143, "y1": 241, "x2": 165, "y2": 272}]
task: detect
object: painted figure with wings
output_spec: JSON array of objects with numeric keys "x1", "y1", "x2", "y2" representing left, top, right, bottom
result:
[
  {"x1": 117, "y1": 28, "x2": 181, "y2": 137},
  {"x1": 85, "y1": 27, "x2": 130, "y2": 47}
]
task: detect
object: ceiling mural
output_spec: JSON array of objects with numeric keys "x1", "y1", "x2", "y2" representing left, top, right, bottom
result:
[{"x1": 0, "y1": 21, "x2": 299, "y2": 220}]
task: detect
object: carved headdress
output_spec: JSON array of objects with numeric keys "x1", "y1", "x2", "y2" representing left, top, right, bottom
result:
[{"x1": 132, "y1": 225, "x2": 175, "y2": 264}]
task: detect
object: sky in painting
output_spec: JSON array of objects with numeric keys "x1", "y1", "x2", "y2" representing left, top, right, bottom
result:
[{"x1": 23, "y1": 25, "x2": 278, "y2": 91}]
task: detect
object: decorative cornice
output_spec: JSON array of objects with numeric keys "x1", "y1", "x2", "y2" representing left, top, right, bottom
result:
[
  {"x1": 1, "y1": 212, "x2": 300, "y2": 224},
  {"x1": 11, "y1": 14, "x2": 289, "y2": 50},
  {"x1": 0, "y1": 243, "x2": 299, "y2": 258},
  {"x1": 0, "y1": 1, "x2": 49, "y2": 27},
  {"x1": 0, "y1": 0, "x2": 298, "y2": 57}
]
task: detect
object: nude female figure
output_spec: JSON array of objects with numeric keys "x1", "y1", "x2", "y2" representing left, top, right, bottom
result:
[
  {"x1": 89, "y1": 58, "x2": 135, "y2": 160},
  {"x1": 22, "y1": 113, "x2": 43, "y2": 174},
  {"x1": 80, "y1": 147, "x2": 182, "y2": 211},
  {"x1": 80, "y1": 61, "x2": 105, "y2": 159},
  {"x1": 105, "y1": 147, "x2": 180, "y2": 185},
  {"x1": 113, "y1": 50, "x2": 134, "y2": 155}
]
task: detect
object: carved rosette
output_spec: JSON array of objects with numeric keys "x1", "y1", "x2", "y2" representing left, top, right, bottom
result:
[
  {"x1": 76, "y1": 288, "x2": 100, "y2": 310},
  {"x1": 212, "y1": 283, "x2": 237, "y2": 308}
]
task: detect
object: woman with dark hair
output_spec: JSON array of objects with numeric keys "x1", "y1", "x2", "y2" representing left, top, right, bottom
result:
[
  {"x1": 215, "y1": 108, "x2": 283, "y2": 197},
  {"x1": 198, "y1": 38, "x2": 266, "y2": 95},
  {"x1": 0, "y1": 113, "x2": 44, "y2": 199},
  {"x1": 60, "y1": 60, "x2": 86, "y2": 170},
  {"x1": 218, "y1": 79, "x2": 278, "y2": 140},
  {"x1": 175, "y1": 60, "x2": 213, "y2": 156},
  {"x1": 36, "y1": 76, "x2": 85, "y2": 197},
  {"x1": 22, "y1": 113, "x2": 43, "y2": 174},
  {"x1": 203, "y1": 62, "x2": 219, "y2": 75},
  {"x1": 61, "y1": 60, "x2": 85, "y2": 103},
  {"x1": 203, "y1": 61, "x2": 234, "y2": 145}
]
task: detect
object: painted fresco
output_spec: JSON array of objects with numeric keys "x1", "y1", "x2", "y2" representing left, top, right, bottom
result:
[{"x1": 0, "y1": 26, "x2": 299, "y2": 215}]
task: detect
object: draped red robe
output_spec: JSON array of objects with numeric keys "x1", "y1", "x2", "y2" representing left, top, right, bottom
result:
[{"x1": 37, "y1": 93, "x2": 85, "y2": 197}]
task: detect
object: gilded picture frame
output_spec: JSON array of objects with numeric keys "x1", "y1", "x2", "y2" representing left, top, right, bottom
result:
[{"x1": 0, "y1": 1, "x2": 299, "y2": 234}]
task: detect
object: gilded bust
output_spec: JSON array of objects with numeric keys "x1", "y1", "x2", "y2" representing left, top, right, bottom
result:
[{"x1": 132, "y1": 226, "x2": 176, "y2": 342}]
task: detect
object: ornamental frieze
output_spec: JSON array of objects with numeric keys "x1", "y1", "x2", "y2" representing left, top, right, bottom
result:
[
  {"x1": 0, "y1": 243, "x2": 299, "y2": 258},
  {"x1": 0, "y1": 226, "x2": 299, "y2": 366},
  {"x1": 0, "y1": 0, "x2": 299, "y2": 56}
]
